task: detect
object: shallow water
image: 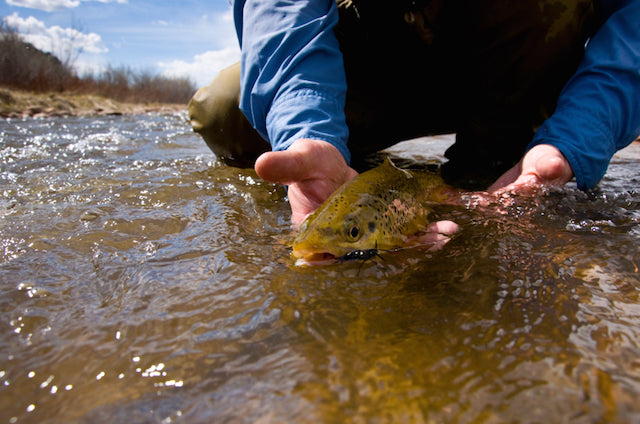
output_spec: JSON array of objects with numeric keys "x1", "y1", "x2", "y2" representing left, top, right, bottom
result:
[{"x1": 1, "y1": 113, "x2": 639, "y2": 423}]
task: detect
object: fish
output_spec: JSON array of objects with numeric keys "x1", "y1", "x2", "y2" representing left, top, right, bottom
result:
[{"x1": 291, "y1": 158, "x2": 452, "y2": 265}]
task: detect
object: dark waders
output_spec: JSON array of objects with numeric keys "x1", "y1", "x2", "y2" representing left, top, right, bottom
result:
[{"x1": 188, "y1": 0, "x2": 599, "y2": 189}]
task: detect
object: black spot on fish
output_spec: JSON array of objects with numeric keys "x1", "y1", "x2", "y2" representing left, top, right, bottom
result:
[{"x1": 368, "y1": 221, "x2": 375, "y2": 232}]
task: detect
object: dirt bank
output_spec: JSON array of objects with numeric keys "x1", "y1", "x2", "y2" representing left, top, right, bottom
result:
[{"x1": 0, "y1": 88, "x2": 186, "y2": 119}]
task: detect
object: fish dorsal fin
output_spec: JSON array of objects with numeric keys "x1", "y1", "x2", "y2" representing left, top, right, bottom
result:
[{"x1": 383, "y1": 157, "x2": 413, "y2": 179}]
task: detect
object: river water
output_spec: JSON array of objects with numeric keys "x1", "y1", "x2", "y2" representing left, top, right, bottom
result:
[{"x1": 1, "y1": 112, "x2": 639, "y2": 423}]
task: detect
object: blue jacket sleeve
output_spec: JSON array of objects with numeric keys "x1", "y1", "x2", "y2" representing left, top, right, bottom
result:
[
  {"x1": 529, "y1": 0, "x2": 640, "y2": 190},
  {"x1": 233, "y1": 0, "x2": 351, "y2": 164}
]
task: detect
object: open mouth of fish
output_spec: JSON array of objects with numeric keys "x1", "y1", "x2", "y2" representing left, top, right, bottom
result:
[
  {"x1": 292, "y1": 248, "x2": 382, "y2": 266},
  {"x1": 292, "y1": 251, "x2": 339, "y2": 267}
]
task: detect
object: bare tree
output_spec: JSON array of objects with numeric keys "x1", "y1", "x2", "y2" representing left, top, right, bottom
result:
[{"x1": 54, "y1": 14, "x2": 85, "y2": 72}]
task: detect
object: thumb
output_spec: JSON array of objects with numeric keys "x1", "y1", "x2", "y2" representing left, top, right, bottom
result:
[
  {"x1": 534, "y1": 151, "x2": 573, "y2": 185},
  {"x1": 254, "y1": 149, "x2": 307, "y2": 184}
]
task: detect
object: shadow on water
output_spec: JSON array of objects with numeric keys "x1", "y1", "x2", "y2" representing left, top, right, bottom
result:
[{"x1": 0, "y1": 115, "x2": 639, "y2": 423}]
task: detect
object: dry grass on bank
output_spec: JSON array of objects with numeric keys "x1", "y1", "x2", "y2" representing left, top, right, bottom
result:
[
  {"x1": 0, "y1": 87, "x2": 186, "y2": 118},
  {"x1": 0, "y1": 22, "x2": 197, "y2": 112}
]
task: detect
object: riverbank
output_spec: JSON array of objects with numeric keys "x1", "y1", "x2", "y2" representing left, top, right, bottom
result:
[{"x1": 0, "y1": 87, "x2": 186, "y2": 119}]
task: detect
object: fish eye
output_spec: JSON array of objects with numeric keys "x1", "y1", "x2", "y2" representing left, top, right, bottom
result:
[{"x1": 346, "y1": 225, "x2": 360, "y2": 240}]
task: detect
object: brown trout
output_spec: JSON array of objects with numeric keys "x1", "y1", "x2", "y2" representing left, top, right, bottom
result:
[{"x1": 291, "y1": 158, "x2": 450, "y2": 265}]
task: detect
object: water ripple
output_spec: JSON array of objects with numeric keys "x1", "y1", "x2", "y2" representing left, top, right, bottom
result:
[{"x1": 1, "y1": 115, "x2": 639, "y2": 423}]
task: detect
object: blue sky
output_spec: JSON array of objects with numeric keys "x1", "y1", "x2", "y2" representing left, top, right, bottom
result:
[{"x1": 1, "y1": 0, "x2": 239, "y2": 87}]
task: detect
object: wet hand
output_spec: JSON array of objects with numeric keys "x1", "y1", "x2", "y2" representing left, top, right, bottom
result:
[
  {"x1": 415, "y1": 220, "x2": 460, "y2": 251},
  {"x1": 254, "y1": 139, "x2": 358, "y2": 228},
  {"x1": 487, "y1": 144, "x2": 573, "y2": 194}
]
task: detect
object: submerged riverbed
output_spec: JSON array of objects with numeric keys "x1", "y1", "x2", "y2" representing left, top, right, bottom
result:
[{"x1": 1, "y1": 113, "x2": 639, "y2": 423}]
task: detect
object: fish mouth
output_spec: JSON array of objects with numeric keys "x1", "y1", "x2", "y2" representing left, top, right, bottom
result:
[{"x1": 292, "y1": 250, "x2": 339, "y2": 267}]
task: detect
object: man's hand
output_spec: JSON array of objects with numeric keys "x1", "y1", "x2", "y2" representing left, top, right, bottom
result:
[
  {"x1": 254, "y1": 139, "x2": 358, "y2": 227},
  {"x1": 487, "y1": 144, "x2": 573, "y2": 193}
]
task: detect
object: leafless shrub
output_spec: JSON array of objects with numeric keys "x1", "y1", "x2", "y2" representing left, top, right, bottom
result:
[
  {"x1": 76, "y1": 66, "x2": 197, "y2": 104},
  {"x1": 0, "y1": 22, "x2": 196, "y2": 104},
  {"x1": 0, "y1": 21, "x2": 74, "y2": 92}
]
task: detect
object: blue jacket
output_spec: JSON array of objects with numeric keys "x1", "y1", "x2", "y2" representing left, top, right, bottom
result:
[{"x1": 233, "y1": 0, "x2": 640, "y2": 189}]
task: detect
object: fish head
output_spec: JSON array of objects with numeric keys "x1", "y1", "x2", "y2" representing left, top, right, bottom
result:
[{"x1": 291, "y1": 192, "x2": 391, "y2": 264}]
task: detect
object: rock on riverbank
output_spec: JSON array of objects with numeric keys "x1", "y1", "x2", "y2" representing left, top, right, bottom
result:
[{"x1": 0, "y1": 88, "x2": 186, "y2": 118}]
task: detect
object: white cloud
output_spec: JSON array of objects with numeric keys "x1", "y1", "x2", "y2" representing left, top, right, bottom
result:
[
  {"x1": 158, "y1": 46, "x2": 240, "y2": 87},
  {"x1": 158, "y1": 7, "x2": 240, "y2": 87},
  {"x1": 6, "y1": 0, "x2": 126, "y2": 12},
  {"x1": 4, "y1": 12, "x2": 107, "y2": 66},
  {"x1": 6, "y1": 0, "x2": 79, "y2": 11}
]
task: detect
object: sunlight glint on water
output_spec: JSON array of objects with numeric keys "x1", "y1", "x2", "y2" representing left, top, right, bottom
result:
[{"x1": 1, "y1": 113, "x2": 639, "y2": 423}]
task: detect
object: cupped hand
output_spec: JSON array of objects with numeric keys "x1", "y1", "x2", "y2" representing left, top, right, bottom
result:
[
  {"x1": 487, "y1": 144, "x2": 573, "y2": 193},
  {"x1": 254, "y1": 139, "x2": 359, "y2": 228}
]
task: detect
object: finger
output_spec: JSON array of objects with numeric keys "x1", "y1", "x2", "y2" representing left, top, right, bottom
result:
[
  {"x1": 535, "y1": 152, "x2": 573, "y2": 184},
  {"x1": 254, "y1": 149, "x2": 307, "y2": 184},
  {"x1": 426, "y1": 220, "x2": 459, "y2": 236},
  {"x1": 487, "y1": 162, "x2": 522, "y2": 193},
  {"x1": 413, "y1": 231, "x2": 452, "y2": 251},
  {"x1": 494, "y1": 174, "x2": 540, "y2": 196},
  {"x1": 411, "y1": 220, "x2": 459, "y2": 250},
  {"x1": 427, "y1": 236, "x2": 453, "y2": 252}
]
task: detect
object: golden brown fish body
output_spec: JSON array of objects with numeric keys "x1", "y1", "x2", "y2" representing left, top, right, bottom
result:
[{"x1": 291, "y1": 158, "x2": 448, "y2": 264}]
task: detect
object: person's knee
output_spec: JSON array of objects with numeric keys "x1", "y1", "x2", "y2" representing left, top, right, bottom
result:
[
  {"x1": 188, "y1": 62, "x2": 269, "y2": 168},
  {"x1": 189, "y1": 63, "x2": 240, "y2": 132}
]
